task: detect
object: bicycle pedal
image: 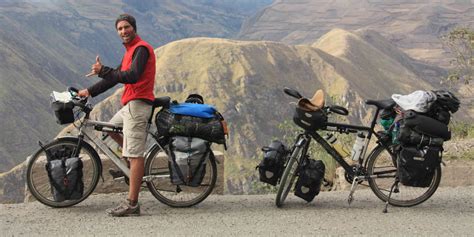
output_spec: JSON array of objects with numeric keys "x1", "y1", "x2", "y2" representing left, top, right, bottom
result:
[
  {"x1": 109, "y1": 168, "x2": 126, "y2": 179},
  {"x1": 347, "y1": 195, "x2": 354, "y2": 205}
]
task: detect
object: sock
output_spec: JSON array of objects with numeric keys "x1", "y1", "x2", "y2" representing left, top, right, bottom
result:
[{"x1": 127, "y1": 199, "x2": 138, "y2": 206}]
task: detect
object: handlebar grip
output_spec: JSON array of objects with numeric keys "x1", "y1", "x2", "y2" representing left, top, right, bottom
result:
[
  {"x1": 68, "y1": 87, "x2": 79, "y2": 97},
  {"x1": 283, "y1": 87, "x2": 303, "y2": 99}
]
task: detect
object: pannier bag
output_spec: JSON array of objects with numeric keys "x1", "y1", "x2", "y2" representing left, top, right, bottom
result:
[
  {"x1": 46, "y1": 157, "x2": 84, "y2": 201},
  {"x1": 293, "y1": 107, "x2": 328, "y2": 131},
  {"x1": 294, "y1": 159, "x2": 325, "y2": 202},
  {"x1": 51, "y1": 101, "x2": 75, "y2": 125},
  {"x1": 155, "y1": 103, "x2": 227, "y2": 144},
  {"x1": 167, "y1": 136, "x2": 211, "y2": 187},
  {"x1": 398, "y1": 146, "x2": 441, "y2": 187},
  {"x1": 42, "y1": 145, "x2": 84, "y2": 202},
  {"x1": 401, "y1": 110, "x2": 451, "y2": 141},
  {"x1": 398, "y1": 123, "x2": 444, "y2": 147},
  {"x1": 257, "y1": 140, "x2": 289, "y2": 186}
]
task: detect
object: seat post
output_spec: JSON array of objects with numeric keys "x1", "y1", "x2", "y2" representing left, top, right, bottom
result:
[{"x1": 366, "y1": 106, "x2": 382, "y2": 141}]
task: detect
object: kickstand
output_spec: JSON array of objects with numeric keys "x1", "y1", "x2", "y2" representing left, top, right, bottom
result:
[
  {"x1": 383, "y1": 180, "x2": 398, "y2": 213},
  {"x1": 347, "y1": 176, "x2": 359, "y2": 205}
]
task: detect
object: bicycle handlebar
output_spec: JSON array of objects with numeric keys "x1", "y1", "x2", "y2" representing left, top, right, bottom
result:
[
  {"x1": 328, "y1": 105, "x2": 349, "y2": 116},
  {"x1": 61, "y1": 87, "x2": 91, "y2": 114}
]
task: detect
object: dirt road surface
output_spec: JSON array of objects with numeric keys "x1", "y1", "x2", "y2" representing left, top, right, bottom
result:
[{"x1": 1, "y1": 186, "x2": 473, "y2": 236}]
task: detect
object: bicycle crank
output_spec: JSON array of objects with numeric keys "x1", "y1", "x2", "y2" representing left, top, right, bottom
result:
[
  {"x1": 347, "y1": 176, "x2": 362, "y2": 205},
  {"x1": 345, "y1": 165, "x2": 365, "y2": 184}
]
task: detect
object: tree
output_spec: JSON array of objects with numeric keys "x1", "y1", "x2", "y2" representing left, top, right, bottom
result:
[{"x1": 440, "y1": 27, "x2": 474, "y2": 86}]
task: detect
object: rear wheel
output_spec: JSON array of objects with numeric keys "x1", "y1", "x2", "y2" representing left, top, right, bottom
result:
[
  {"x1": 275, "y1": 138, "x2": 306, "y2": 207},
  {"x1": 367, "y1": 145, "x2": 441, "y2": 207},
  {"x1": 26, "y1": 138, "x2": 101, "y2": 208},
  {"x1": 144, "y1": 145, "x2": 217, "y2": 207}
]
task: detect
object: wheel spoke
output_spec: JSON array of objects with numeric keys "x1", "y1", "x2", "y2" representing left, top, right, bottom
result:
[
  {"x1": 26, "y1": 140, "x2": 100, "y2": 208},
  {"x1": 367, "y1": 145, "x2": 441, "y2": 207},
  {"x1": 145, "y1": 147, "x2": 217, "y2": 207}
]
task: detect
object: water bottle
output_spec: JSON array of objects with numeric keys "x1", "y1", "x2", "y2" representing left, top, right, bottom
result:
[
  {"x1": 351, "y1": 132, "x2": 366, "y2": 161},
  {"x1": 323, "y1": 133, "x2": 350, "y2": 157}
]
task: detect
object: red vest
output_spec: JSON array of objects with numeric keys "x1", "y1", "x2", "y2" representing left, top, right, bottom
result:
[{"x1": 120, "y1": 35, "x2": 156, "y2": 105}]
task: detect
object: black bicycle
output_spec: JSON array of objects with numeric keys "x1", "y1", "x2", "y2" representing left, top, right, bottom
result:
[{"x1": 275, "y1": 88, "x2": 441, "y2": 211}]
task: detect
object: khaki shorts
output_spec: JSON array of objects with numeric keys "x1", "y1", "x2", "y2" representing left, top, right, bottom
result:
[{"x1": 110, "y1": 100, "x2": 152, "y2": 158}]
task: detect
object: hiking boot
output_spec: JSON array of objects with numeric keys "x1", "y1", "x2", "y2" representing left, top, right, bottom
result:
[
  {"x1": 109, "y1": 168, "x2": 125, "y2": 179},
  {"x1": 106, "y1": 202, "x2": 140, "y2": 217}
]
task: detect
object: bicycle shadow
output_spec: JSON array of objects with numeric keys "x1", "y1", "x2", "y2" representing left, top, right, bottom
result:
[{"x1": 57, "y1": 187, "x2": 474, "y2": 216}]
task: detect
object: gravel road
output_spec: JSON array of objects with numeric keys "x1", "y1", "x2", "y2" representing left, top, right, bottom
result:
[{"x1": 1, "y1": 186, "x2": 473, "y2": 236}]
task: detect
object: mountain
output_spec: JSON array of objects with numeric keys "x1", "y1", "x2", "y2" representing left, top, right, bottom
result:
[
  {"x1": 0, "y1": 0, "x2": 272, "y2": 172},
  {"x1": 238, "y1": 0, "x2": 474, "y2": 68}
]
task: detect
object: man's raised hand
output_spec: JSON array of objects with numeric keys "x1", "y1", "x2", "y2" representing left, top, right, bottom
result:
[{"x1": 85, "y1": 55, "x2": 103, "y2": 77}]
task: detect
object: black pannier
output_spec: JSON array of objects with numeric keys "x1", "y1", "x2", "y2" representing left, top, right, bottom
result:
[
  {"x1": 51, "y1": 101, "x2": 75, "y2": 125},
  {"x1": 42, "y1": 145, "x2": 84, "y2": 202},
  {"x1": 167, "y1": 136, "x2": 211, "y2": 187},
  {"x1": 402, "y1": 110, "x2": 451, "y2": 141},
  {"x1": 398, "y1": 146, "x2": 441, "y2": 187},
  {"x1": 257, "y1": 140, "x2": 289, "y2": 186},
  {"x1": 294, "y1": 159, "x2": 325, "y2": 202},
  {"x1": 398, "y1": 124, "x2": 444, "y2": 147},
  {"x1": 293, "y1": 107, "x2": 328, "y2": 131},
  {"x1": 155, "y1": 109, "x2": 227, "y2": 144},
  {"x1": 46, "y1": 158, "x2": 84, "y2": 201}
]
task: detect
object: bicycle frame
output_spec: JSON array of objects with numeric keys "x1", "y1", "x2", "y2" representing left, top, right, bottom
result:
[
  {"x1": 298, "y1": 105, "x2": 396, "y2": 178},
  {"x1": 75, "y1": 119, "x2": 132, "y2": 177},
  {"x1": 69, "y1": 104, "x2": 162, "y2": 179}
]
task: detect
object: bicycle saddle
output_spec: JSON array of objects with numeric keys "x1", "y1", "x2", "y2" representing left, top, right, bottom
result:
[
  {"x1": 298, "y1": 89, "x2": 325, "y2": 111},
  {"x1": 153, "y1": 96, "x2": 171, "y2": 108},
  {"x1": 365, "y1": 99, "x2": 395, "y2": 109}
]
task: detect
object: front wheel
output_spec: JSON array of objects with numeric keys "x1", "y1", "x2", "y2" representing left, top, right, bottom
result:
[
  {"x1": 26, "y1": 138, "x2": 101, "y2": 208},
  {"x1": 144, "y1": 145, "x2": 217, "y2": 207},
  {"x1": 366, "y1": 145, "x2": 441, "y2": 207},
  {"x1": 275, "y1": 139, "x2": 306, "y2": 207}
]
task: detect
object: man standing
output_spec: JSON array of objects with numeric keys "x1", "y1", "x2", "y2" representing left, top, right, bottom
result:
[{"x1": 78, "y1": 14, "x2": 155, "y2": 217}]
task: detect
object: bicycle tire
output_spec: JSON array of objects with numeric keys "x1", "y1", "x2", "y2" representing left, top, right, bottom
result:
[
  {"x1": 366, "y1": 145, "x2": 441, "y2": 207},
  {"x1": 144, "y1": 145, "x2": 217, "y2": 208},
  {"x1": 275, "y1": 141, "x2": 305, "y2": 207},
  {"x1": 26, "y1": 138, "x2": 101, "y2": 208}
]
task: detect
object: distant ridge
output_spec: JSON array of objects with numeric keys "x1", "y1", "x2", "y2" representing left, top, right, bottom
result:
[{"x1": 238, "y1": 0, "x2": 474, "y2": 68}]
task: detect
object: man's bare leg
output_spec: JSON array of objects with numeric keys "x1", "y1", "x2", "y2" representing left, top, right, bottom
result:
[
  {"x1": 128, "y1": 157, "x2": 145, "y2": 203},
  {"x1": 107, "y1": 132, "x2": 123, "y2": 147}
]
